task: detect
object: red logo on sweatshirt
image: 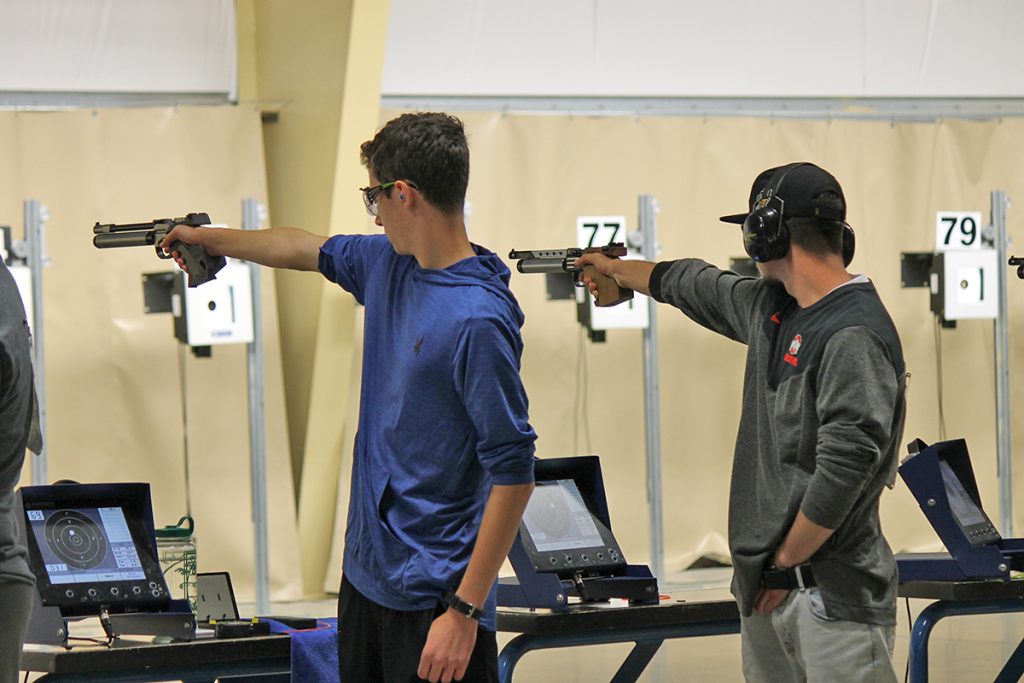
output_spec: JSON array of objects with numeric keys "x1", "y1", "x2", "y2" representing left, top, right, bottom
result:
[{"x1": 783, "y1": 334, "x2": 802, "y2": 367}]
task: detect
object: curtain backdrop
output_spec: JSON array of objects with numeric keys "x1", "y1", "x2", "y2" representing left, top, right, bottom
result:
[
  {"x1": 3, "y1": 106, "x2": 301, "y2": 602},
  {"x1": 8, "y1": 105, "x2": 1019, "y2": 595},
  {"x1": 327, "y1": 110, "x2": 1024, "y2": 577}
]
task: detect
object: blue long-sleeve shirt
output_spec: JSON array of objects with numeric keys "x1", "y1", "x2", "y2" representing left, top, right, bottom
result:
[{"x1": 319, "y1": 234, "x2": 536, "y2": 630}]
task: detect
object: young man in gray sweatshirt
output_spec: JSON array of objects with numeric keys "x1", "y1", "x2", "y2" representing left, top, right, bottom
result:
[
  {"x1": 577, "y1": 162, "x2": 906, "y2": 682},
  {"x1": 0, "y1": 259, "x2": 42, "y2": 683}
]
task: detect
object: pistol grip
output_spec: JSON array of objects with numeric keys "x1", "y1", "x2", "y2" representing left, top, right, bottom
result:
[
  {"x1": 169, "y1": 240, "x2": 227, "y2": 288},
  {"x1": 582, "y1": 264, "x2": 634, "y2": 307}
]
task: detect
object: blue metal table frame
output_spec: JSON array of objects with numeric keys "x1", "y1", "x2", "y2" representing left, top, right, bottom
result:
[
  {"x1": 496, "y1": 597, "x2": 740, "y2": 683},
  {"x1": 899, "y1": 580, "x2": 1024, "y2": 683}
]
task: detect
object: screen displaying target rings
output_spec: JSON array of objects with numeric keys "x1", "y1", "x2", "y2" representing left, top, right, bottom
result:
[
  {"x1": 28, "y1": 507, "x2": 144, "y2": 582},
  {"x1": 18, "y1": 483, "x2": 171, "y2": 617}
]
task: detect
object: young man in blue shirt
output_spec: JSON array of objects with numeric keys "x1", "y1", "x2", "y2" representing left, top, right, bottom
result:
[{"x1": 163, "y1": 112, "x2": 536, "y2": 683}]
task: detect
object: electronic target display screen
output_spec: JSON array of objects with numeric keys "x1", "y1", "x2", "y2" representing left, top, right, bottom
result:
[
  {"x1": 519, "y1": 478, "x2": 626, "y2": 577},
  {"x1": 523, "y1": 480, "x2": 605, "y2": 551},
  {"x1": 25, "y1": 507, "x2": 146, "y2": 584},
  {"x1": 18, "y1": 483, "x2": 170, "y2": 617},
  {"x1": 938, "y1": 460, "x2": 1000, "y2": 545}
]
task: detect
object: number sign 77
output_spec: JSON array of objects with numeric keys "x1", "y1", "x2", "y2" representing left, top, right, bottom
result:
[{"x1": 577, "y1": 217, "x2": 624, "y2": 249}]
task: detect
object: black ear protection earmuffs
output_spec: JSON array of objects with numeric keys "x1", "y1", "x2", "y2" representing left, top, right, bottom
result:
[
  {"x1": 741, "y1": 164, "x2": 799, "y2": 263},
  {"x1": 840, "y1": 225, "x2": 855, "y2": 268},
  {"x1": 742, "y1": 162, "x2": 856, "y2": 267}
]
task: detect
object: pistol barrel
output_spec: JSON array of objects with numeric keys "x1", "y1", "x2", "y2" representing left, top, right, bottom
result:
[
  {"x1": 93, "y1": 232, "x2": 156, "y2": 249},
  {"x1": 516, "y1": 257, "x2": 571, "y2": 274}
]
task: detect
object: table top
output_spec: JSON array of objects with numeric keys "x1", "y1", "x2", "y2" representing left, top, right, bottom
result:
[
  {"x1": 496, "y1": 596, "x2": 740, "y2": 635},
  {"x1": 898, "y1": 579, "x2": 1024, "y2": 601},
  {"x1": 21, "y1": 633, "x2": 291, "y2": 676}
]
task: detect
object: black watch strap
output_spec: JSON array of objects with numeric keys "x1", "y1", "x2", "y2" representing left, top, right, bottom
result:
[{"x1": 444, "y1": 591, "x2": 482, "y2": 621}]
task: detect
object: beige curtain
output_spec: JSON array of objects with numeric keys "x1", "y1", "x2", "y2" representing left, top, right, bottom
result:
[
  {"x1": 40, "y1": 107, "x2": 1011, "y2": 590},
  {"x1": 320, "y1": 109, "x2": 1024, "y2": 574},
  {"x1": 5, "y1": 106, "x2": 301, "y2": 602}
]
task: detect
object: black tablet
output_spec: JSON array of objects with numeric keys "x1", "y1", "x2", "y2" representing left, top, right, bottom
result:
[
  {"x1": 938, "y1": 459, "x2": 1000, "y2": 546},
  {"x1": 20, "y1": 483, "x2": 171, "y2": 617},
  {"x1": 518, "y1": 477, "x2": 627, "y2": 578}
]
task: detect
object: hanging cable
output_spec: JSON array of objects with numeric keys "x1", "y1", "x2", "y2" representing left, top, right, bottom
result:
[
  {"x1": 573, "y1": 325, "x2": 582, "y2": 454},
  {"x1": 573, "y1": 324, "x2": 593, "y2": 455},
  {"x1": 903, "y1": 597, "x2": 913, "y2": 683},
  {"x1": 177, "y1": 343, "x2": 193, "y2": 517},
  {"x1": 932, "y1": 316, "x2": 947, "y2": 441}
]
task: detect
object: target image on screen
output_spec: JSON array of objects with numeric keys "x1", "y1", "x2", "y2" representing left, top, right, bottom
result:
[
  {"x1": 26, "y1": 507, "x2": 145, "y2": 584},
  {"x1": 937, "y1": 459, "x2": 1000, "y2": 545},
  {"x1": 523, "y1": 480, "x2": 605, "y2": 552},
  {"x1": 519, "y1": 478, "x2": 626, "y2": 576}
]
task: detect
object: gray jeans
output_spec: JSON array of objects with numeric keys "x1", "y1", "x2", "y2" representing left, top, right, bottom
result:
[
  {"x1": 0, "y1": 580, "x2": 34, "y2": 683},
  {"x1": 740, "y1": 588, "x2": 897, "y2": 683}
]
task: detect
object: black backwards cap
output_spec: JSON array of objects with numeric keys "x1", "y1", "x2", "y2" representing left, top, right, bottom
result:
[{"x1": 719, "y1": 162, "x2": 846, "y2": 225}]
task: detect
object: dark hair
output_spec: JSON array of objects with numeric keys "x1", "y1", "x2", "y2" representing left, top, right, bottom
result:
[
  {"x1": 359, "y1": 112, "x2": 469, "y2": 215},
  {"x1": 786, "y1": 192, "x2": 845, "y2": 259}
]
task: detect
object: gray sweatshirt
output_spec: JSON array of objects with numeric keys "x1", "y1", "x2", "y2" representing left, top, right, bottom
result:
[
  {"x1": 651, "y1": 259, "x2": 906, "y2": 625},
  {"x1": 0, "y1": 261, "x2": 38, "y2": 587}
]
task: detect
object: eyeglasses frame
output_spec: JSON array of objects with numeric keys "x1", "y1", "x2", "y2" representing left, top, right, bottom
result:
[{"x1": 359, "y1": 180, "x2": 419, "y2": 216}]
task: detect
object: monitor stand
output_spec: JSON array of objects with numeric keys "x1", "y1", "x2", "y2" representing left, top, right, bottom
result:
[
  {"x1": 897, "y1": 438, "x2": 1024, "y2": 582},
  {"x1": 16, "y1": 485, "x2": 198, "y2": 645},
  {"x1": 25, "y1": 590, "x2": 195, "y2": 646}
]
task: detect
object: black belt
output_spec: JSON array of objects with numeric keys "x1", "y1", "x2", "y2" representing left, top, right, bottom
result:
[{"x1": 761, "y1": 564, "x2": 816, "y2": 590}]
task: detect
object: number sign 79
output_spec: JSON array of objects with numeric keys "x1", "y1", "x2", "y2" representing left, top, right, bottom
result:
[{"x1": 935, "y1": 211, "x2": 983, "y2": 251}]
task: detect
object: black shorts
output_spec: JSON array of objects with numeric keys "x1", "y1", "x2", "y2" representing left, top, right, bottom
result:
[{"x1": 338, "y1": 574, "x2": 498, "y2": 683}]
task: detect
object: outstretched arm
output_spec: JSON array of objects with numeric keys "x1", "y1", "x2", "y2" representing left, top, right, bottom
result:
[
  {"x1": 417, "y1": 482, "x2": 534, "y2": 683},
  {"x1": 160, "y1": 224, "x2": 327, "y2": 272},
  {"x1": 575, "y1": 252, "x2": 656, "y2": 297}
]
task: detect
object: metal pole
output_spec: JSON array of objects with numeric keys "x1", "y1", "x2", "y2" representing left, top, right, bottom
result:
[
  {"x1": 242, "y1": 198, "x2": 270, "y2": 614},
  {"x1": 639, "y1": 195, "x2": 665, "y2": 579},
  {"x1": 24, "y1": 200, "x2": 47, "y2": 486},
  {"x1": 992, "y1": 190, "x2": 1013, "y2": 537}
]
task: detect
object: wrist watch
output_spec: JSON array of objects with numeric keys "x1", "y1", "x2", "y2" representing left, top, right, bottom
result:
[{"x1": 444, "y1": 591, "x2": 482, "y2": 621}]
